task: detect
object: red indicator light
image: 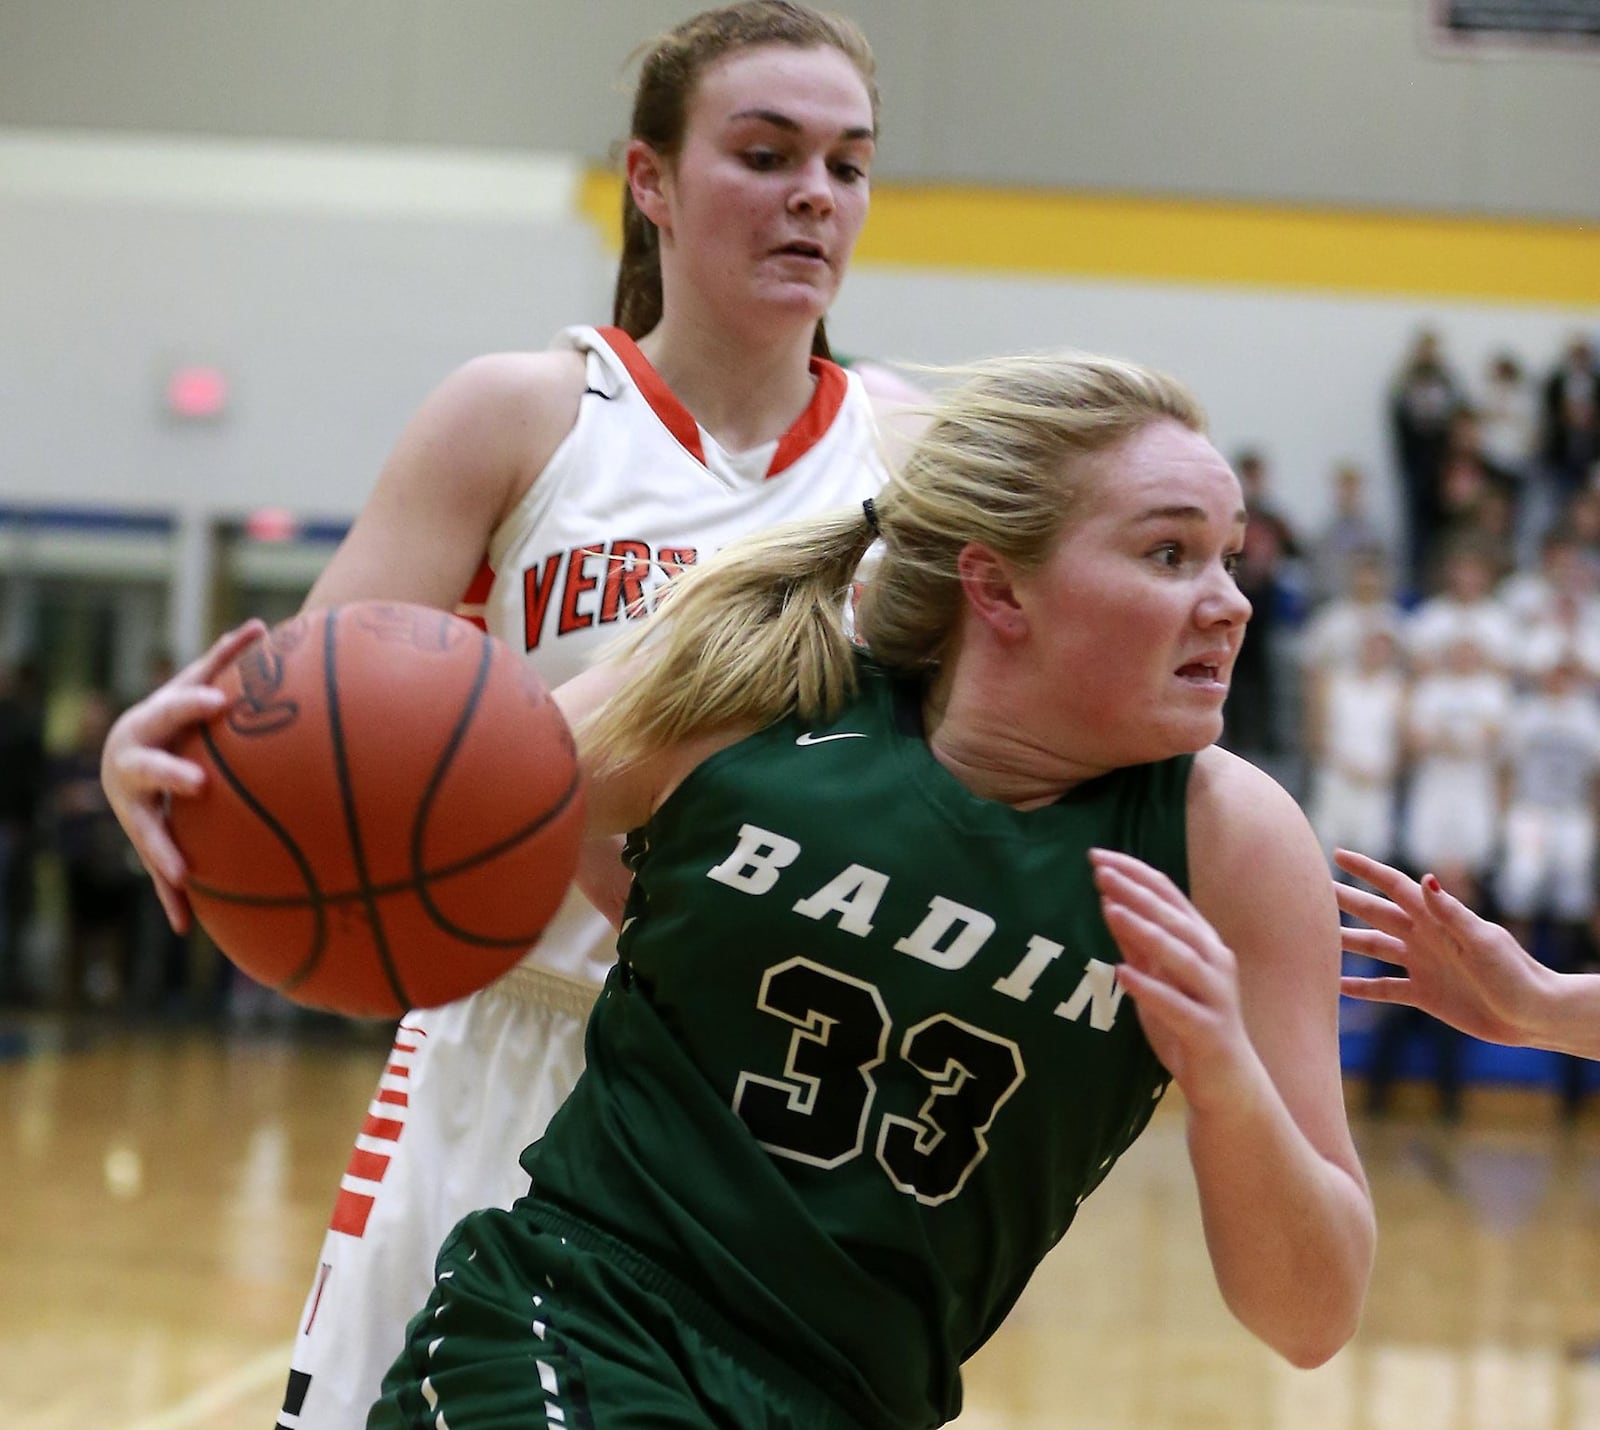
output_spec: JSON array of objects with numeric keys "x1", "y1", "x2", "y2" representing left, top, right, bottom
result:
[{"x1": 166, "y1": 366, "x2": 229, "y2": 419}]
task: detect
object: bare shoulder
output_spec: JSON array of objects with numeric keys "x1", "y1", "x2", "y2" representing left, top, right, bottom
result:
[
  {"x1": 430, "y1": 349, "x2": 588, "y2": 465},
  {"x1": 400, "y1": 348, "x2": 589, "y2": 513},
  {"x1": 453, "y1": 347, "x2": 588, "y2": 396},
  {"x1": 1186, "y1": 745, "x2": 1332, "y2": 932},
  {"x1": 1188, "y1": 744, "x2": 1303, "y2": 836}
]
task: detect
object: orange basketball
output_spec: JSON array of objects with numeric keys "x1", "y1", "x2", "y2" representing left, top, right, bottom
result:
[{"x1": 168, "y1": 602, "x2": 586, "y2": 1017}]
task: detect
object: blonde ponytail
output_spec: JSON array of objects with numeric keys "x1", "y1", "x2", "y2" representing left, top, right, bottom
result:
[{"x1": 580, "y1": 506, "x2": 878, "y2": 773}]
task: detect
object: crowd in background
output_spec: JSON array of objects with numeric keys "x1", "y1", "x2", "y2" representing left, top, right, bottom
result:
[
  {"x1": 0, "y1": 655, "x2": 298, "y2": 1024},
  {"x1": 1223, "y1": 325, "x2": 1600, "y2": 1118},
  {"x1": 2, "y1": 327, "x2": 1599, "y2": 1100}
]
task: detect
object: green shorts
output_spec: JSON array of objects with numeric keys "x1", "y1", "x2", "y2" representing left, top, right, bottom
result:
[{"x1": 368, "y1": 1204, "x2": 873, "y2": 1430}]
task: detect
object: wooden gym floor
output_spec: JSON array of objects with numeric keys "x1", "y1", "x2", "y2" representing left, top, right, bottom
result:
[{"x1": 6, "y1": 1015, "x2": 1600, "y2": 1430}]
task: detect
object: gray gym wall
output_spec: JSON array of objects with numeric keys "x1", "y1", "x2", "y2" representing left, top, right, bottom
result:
[{"x1": 0, "y1": 1, "x2": 1595, "y2": 560}]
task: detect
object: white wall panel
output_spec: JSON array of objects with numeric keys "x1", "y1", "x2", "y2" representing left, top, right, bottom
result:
[{"x1": 0, "y1": 138, "x2": 607, "y2": 517}]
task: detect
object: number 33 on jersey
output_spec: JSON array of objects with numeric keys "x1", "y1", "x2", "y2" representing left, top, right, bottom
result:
[{"x1": 599, "y1": 662, "x2": 1188, "y2": 1216}]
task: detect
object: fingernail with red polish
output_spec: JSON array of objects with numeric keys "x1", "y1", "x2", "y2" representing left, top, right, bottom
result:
[{"x1": 1424, "y1": 874, "x2": 1441, "y2": 893}]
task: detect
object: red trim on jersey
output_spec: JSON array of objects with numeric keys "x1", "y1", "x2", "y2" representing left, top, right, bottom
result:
[
  {"x1": 330, "y1": 1187, "x2": 375, "y2": 1237},
  {"x1": 362, "y1": 1113, "x2": 404, "y2": 1141},
  {"x1": 346, "y1": 1147, "x2": 391, "y2": 1183},
  {"x1": 455, "y1": 556, "x2": 493, "y2": 631},
  {"x1": 459, "y1": 557, "x2": 494, "y2": 604},
  {"x1": 376, "y1": 1087, "x2": 409, "y2": 1107},
  {"x1": 596, "y1": 327, "x2": 849, "y2": 479},
  {"x1": 303, "y1": 1261, "x2": 333, "y2": 1333},
  {"x1": 769, "y1": 358, "x2": 847, "y2": 477},
  {"x1": 598, "y1": 327, "x2": 706, "y2": 465}
]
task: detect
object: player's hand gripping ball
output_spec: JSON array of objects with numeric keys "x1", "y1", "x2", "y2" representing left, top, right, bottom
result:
[{"x1": 168, "y1": 602, "x2": 586, "y2": 1017}]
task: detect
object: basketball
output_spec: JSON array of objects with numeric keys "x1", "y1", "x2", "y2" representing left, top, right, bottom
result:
[{"x1": 167, "y1": 601, "x2": 586, "y2": 1017}]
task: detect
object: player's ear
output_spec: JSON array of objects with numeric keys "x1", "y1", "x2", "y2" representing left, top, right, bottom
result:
[
  {"x1": 625, "y1": 140, "x2": 672, "y2": 233},
  {"x1": 956, "y1": 543, "x2": 1027, "y2": 643}
]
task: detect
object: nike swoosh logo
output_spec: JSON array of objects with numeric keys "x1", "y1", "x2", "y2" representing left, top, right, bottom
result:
[{"x1": 795, "y1": 732, "x2": 868, "y2": 746}]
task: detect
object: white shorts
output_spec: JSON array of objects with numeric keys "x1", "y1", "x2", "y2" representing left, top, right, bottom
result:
[
  {"x1": 1308, "y1": 770, "x2": 1396, "y2": 862},
  {"x1": 1403, "y1": 767, "x2": 1500, "y2": 874},
  {"x1": 274, "y1": 964, "x2": 598, "y2": 1430},
  {"x1": 1497, "y1": 804, "x2": 1597, "y2": 922}
]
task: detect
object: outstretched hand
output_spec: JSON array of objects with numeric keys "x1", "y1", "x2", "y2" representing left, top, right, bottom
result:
[
  {"x1": 1333, "y1": 848, "x2": 1555, "y2": 1048},
  {"x1": 1089, "y1": 847, "x2": 1262, "y2": 1113},
  {"x1": 100, "y1": 620, "x2": 266, "y2": 932}
]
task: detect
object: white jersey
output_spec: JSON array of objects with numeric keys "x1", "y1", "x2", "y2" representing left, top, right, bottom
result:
[
  {"x1": 280, "y1": 326, "x2": 892, "y2": 1430},
  {"x1": 1514, "y1": 613, "x2": 1600, "y2": 681},
  {"x1": 1498, "y1": 690, "x2": 1600, "y2": 919},
  {"x1": 1497, "y1": 572, "x2": 1600, "y2": 627},
  {"x1": 1321, "y1": 668, "x2": 1405, "y2": 783},
  {"x1": 1503, "y1": 690, "x2": 1600, "y2": 812},
  {"x1": 1404, "y1": 595, "x2": 1516, "y2": 670},
  {"x1": 1298, "y1": 598, "x2": 1404, "y2": 672},
  {"x1": 460, "y1": 325, "x2": 889, "y2": 987},
  {"x1": 1307, "y1": 668, "x2": 1405, "y2": 860},
  {"x1": 1402, "y1": 669, "x2": 1512, "y2": 872}
]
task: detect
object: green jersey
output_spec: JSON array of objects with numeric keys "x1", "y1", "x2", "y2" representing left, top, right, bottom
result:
[{"x1": 521, "y1": 658, "x2": 1191, "y2": 1429}]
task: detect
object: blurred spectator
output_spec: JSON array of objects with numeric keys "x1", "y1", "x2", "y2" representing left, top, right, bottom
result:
[
  {"x1": 1461, "y1": 482, "x2": 1518, "y2": 587},
  {"x1": 0, "y1": 659, "x2": 46, "y2": 1005},
  {"x1": 1433, "y1": 410, "x2": 1518, "y2": 582},
  {"x1": 1369, "y1": 634, "x2": 1510, "y2": 1119},
  {"x1": 1300, "y1": 547, "x2": 1406, "y2": 670},
  {"x1": 44, "y1": 690, "x2": 141, "y2": 1011},
  {"x1": 1405, "y1": 535, "x2": 1515, "y2": 675},
  {"x1": 1307, "y1": 463, "x2": 1392, "y2": 605},
  {"x1": 1400, "y1": 633, "x2": 1510, "y2": 898},
  {"x1": 1494, "y1": 655, "x2": 1600, "y2": 1117},
  {"x1": 1305, "y1": 627, "x2": 1406, "y2": 866},
  {"x1": 1389, "y1": 328, "x2": 1465, "y2": 590},
  {"x1": 1474, "y1": 350, "x2": 1543, "y2": 561},
  {"x1": 1222, "y1": 448, "x2": 1304, "y2": 762},
  {"x1": 1560, "y1": 485, "x2": 1600, "y2": 589},
  {"x1": 1500, "y1": 523, "x2": 1600, "y2": 682},
  {"x1": 1541, "y1": 336, "x2": 1600, "y2": 496},
  {"x1": 1299, "y1": 546, "x2": 1406, "y2": 779},
  {"x1": 1475, "y1": 351, "x2": 1540, "y2": 480}
]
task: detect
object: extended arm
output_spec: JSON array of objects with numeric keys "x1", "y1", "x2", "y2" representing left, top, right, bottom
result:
[
  {"x1": 1094, "y1": 748, "x2": 1373, "y2": 1367},
  {"x1": 1336, "y1": 847, "x2": 1600, "y2": 1059}
]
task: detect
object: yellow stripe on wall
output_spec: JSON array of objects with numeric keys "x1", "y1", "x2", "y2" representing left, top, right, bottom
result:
[{"x1": 579, "y1": 168, "x2": 1600, "y2": 308}]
